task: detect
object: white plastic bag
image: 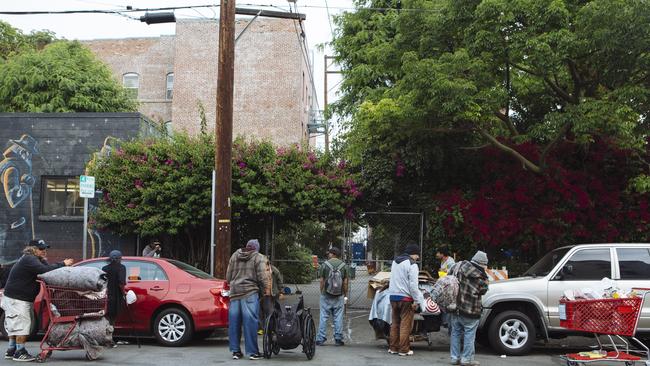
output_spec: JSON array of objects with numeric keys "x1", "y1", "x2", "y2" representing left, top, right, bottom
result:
[{"x1": 125, "y1": 290, "x2": 137, "y2": 305}]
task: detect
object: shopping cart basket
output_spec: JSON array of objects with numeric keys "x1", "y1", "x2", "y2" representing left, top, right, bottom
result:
[
  {"x1": 35, "y1": 280, "x2": 107, "y2": 362},
  {"x1": 559, "y1": 288, "x2": 650, "y2": 366}
]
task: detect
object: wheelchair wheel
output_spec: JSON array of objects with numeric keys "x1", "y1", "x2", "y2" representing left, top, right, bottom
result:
[
  {"x1": 263, "y1": 314, "x2": 277, "y2": 359},
  {"x1": 302, "y1": 312, "x2": 316, "y2": 360}
]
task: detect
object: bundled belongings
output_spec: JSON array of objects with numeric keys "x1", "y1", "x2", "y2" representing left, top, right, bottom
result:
[
  {"x1": 430, "y1": 266, "x2": 459, "y2": 312},
  {"x1": 35, "y1": 266, "x2": 113, "y2": 361},
  {"x1": 47, "y1": 317, "x2": 114, "y2": 360},
  {"x1": 38, "y1": 266, "x2": 107, "y2": 292}
]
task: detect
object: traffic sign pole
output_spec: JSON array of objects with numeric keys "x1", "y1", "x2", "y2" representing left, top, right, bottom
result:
[
  {"x1": 79, "y1": 175, "x2": 95, "y2": 260},
  {"x1": 83, "y1": 197, "x2": 88, "y2": 260}
]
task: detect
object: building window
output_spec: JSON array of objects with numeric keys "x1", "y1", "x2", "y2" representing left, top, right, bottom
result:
[
  {"x1": 123, "y1": 73, "x2": 139, "y2": 99},
  {"x1": 166, "y1": 73, "x2": 174, "y2": 100},
  {"x1": 41, "y1": 176, "x2": 84, "y2": 217}
]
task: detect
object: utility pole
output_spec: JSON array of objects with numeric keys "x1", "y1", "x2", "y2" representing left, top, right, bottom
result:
[
  {"x1": 323, "y1": 55, "x2": 341, "y2": 154},
  {"x1": 140, "y1": 6, "x2": 307, "y2": 278},
  {"x1": 215, "y1": 0, "x2": 236, "y2": 279}
]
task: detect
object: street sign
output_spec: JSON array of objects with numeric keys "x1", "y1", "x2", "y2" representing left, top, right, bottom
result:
[{"x1": 79, "y1": 175, "x2": 95, "y2": 198}]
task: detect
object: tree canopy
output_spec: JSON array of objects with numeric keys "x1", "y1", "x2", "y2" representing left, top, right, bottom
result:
[
  {"x1": 0, "y1": 20, "x2": 55, "y2": 61},
  {"x1": 0, "y1": 36, "x2": 137, "y2": 112},
  {"x1": 333, "y1": 0, "x2": 650, "y2": 181},
  {"x1": 332, "y1": 0, "x2": 650, "y2": 261}
]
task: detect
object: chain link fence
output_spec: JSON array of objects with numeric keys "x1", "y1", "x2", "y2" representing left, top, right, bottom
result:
[
  {"x1": 342, "y1": 212, "x2": 424, "y2": 309},
  {"x1": 265, "y1": 212, "x2": 424, "y2": 311}
]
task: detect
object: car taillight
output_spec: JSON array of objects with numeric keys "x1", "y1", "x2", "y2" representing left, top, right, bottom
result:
[{"x1": 210, "y1": 288, "x2": 230, "y2": 297}]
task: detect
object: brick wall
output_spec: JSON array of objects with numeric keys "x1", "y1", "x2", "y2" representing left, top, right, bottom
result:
[
  {"x1": 84, "y1": 18, "x2": 312, "y2": 146},
  {"x1": 83, "y1": 37, "x2": 175, "y2": 125}
]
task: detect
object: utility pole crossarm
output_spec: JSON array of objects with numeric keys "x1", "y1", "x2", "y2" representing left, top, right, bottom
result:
[{"x1": 235, "y1": 7, "x2": 306, "y2": 20}]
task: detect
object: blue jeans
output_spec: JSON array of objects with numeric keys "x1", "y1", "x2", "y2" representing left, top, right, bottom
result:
[
  {"x1": 450, "y1": 314, "x2": 480, "y2": 363},
  {"x1": 317, "y1": 294, "x2": 344, "y2": 342},
  {"x1": 228, "y1": 293, "x2": 260, "y2": 356}
]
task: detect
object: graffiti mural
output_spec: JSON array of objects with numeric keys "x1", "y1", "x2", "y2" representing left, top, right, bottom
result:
[{"x1": 0, "y1": 134, "x2": 38, "y2": 264}]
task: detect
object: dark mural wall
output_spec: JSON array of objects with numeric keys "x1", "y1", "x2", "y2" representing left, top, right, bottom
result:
[{"x1": 0, "y1": 113, "x2": 156, "y2": 264}]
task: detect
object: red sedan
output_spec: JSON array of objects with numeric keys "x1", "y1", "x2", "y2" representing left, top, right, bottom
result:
[{"x1": 1, "y1": 257, "x2": 230, "y2": 347}]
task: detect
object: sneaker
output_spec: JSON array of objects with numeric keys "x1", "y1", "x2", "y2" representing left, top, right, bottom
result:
[
  {"x1": 450, "y1": 360, "x2": 460, "y2": 365},
  {"x1": 461, "y1": 361, "x2": 480, "y2": 366},
  {"x1": 388, "y1": 350, "x2": 398, "y2": 355},
  {"x1": 12, "y1": 348, "x2": 36, "y2": 362},
  {"x1": 5, "y1": 347, "x2": 15, "y2": 359},
  {"x1": 398, "y1": 350, "x2": 414, "y2": 356},
  {"x1": 249, "y1": 353, "x2": 263, "y2": 360},
  {"x1": 315, "y1": 340, "x2": 325, "y2": 346},
  {"x1": 232, "y1": 352, "x2": 244, "y2": 360},
  {"x1": 335, "y1": 340, "x2": 344, "y2": 346}
]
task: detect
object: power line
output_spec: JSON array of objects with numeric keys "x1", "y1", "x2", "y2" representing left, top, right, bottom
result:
[
  {"x1": 0, "y1": 5, "x2": 220, "y2": 15},
  {"x1": 0, "y1": 3, "x2": 443, "y2": 16},
  {"x1": 323, "y1": 0, "x2": 334, "y2": 38},
  {"x1": 290, "y1": 2, "x2": 320, "y2": 112}
]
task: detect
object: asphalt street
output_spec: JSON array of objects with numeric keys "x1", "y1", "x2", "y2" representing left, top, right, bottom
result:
[{"x1": 1, "y1": 309, "x2": 636, "y2": 366}]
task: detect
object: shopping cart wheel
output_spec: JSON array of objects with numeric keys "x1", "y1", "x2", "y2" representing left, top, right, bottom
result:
[
  {"x1": 624, "y1": 362, "x2": 634, "y2": 366},
  {"x1": 566, "y1": 361, "x2": 579, "y2": 366},
  {"x1": 36, "y1": 350, "x2": 51, "y2": 363}
]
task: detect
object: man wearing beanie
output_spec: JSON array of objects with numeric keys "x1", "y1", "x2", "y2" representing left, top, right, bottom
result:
[
  {"x1": 448, "y1": 250, "x2": 489, "y2": 366},
  {"x1": 226, "y1": 239, "x2": 270, "y2": 360},
  {"x1": 387, "y1": 243, "x2": 425, "y2": 356}
]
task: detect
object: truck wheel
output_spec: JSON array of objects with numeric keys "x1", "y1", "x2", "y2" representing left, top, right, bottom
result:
[{"x1": 488, "y1": 310, "x2": 536, "y2": 356}]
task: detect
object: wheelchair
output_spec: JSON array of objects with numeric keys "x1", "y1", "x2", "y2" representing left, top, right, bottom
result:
[{"x1": 262, "y1": 296, "x2": 316, "y2": 360}]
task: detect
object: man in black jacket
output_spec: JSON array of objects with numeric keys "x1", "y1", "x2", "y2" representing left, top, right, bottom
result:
[{"x1": 1, "y1": 239, "x2": 73, "y2": 361}]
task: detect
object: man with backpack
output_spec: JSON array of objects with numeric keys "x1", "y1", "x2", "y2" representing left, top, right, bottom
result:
[
  {"x1": 448, "y1": 251, "x2": 489, "y2": 366},
  {"x1": 316, "y1": 247, "x2": 348, "y2": 346},
  {"x1": 387, "y1": 243, "x2": 425, "y2": 356}
]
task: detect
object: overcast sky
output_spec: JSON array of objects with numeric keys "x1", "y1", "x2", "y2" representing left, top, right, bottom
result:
[{"x1": 0, "y1": 0, "x2": 353, "y2": 148}]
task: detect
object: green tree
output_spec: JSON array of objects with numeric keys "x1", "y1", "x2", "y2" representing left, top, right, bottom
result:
[
  {"x1": 0, "y1": 40, "x2": 137, "y2": 112},
  {"x1": 332, "y1": 0, "x2": 650, "y2": 199},
  {"x1": 0, "y1": 21, "x2": 55, "y2": 60}
]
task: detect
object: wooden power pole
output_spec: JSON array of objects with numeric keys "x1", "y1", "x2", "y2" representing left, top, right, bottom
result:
[{"x1": 215, "y1": 0, "x2": 236, "y2": 279}]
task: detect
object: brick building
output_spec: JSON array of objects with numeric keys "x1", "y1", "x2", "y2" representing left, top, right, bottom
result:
[{"x1": 84, "y1": 18, "x2": 315, "y2": 146}]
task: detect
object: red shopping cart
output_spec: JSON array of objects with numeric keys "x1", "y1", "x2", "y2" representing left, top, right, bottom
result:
[
  {"x1": 35, "y1": 280, "x2": 107, "y2": 362},
  {"x1": 559, "y1": 288, "x2": 650, "y2": 366}
]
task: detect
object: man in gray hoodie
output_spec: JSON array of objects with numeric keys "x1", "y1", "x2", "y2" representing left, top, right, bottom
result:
[
  {"x1": 226, "y1": 239, "x2": 270, "y2": 360},
  {"x1": 387, "y1": 244, "x2": 425, "y2": 356}
]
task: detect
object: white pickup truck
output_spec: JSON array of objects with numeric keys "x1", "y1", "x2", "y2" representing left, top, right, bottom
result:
[{"x1": 478, "y1": 243, "x2": 650, "y2": 355}]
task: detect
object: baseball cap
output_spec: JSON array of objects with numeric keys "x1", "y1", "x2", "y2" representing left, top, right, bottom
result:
[{"x1": 29, "y1": 239, "x2": 50, "y2": 250}]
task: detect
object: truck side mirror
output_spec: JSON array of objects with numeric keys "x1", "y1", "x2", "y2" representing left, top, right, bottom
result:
[{"x1": 554, "y1": 264, "x2": 573, "y2": 281}]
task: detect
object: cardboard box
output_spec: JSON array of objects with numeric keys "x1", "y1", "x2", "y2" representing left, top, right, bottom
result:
[{"x1": 367, "y1": 271, "x2": 391, "y2": 299}]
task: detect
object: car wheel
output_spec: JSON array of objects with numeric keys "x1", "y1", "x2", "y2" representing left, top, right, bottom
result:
[
  {"x1": 488, "y1": 310, "x2": 536, "y2": 356},
  {"x1": 153, "y1": 308, "x2": 193, "y2": 347}
]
